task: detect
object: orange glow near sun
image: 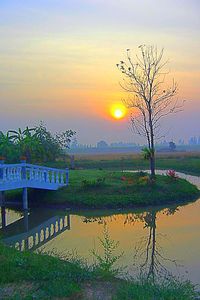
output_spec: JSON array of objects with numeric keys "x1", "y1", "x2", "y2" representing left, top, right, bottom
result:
[{"x1": 111, "y1": 104, "x2": 127, "y2": 120}]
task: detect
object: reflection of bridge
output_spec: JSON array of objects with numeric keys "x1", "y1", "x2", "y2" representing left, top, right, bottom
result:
[
  {"x1": 0, "y1": 161, "x2": 69, "y2": 209},
  {"x1": 1, "y1": 208, "x2": 71, "y2": 251}
]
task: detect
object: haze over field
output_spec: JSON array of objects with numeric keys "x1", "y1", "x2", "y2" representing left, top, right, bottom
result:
[{"x1": 0, "y1": 0, "x2": 199, "y2": 144}]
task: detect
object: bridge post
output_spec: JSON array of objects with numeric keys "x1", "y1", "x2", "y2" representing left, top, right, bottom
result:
[
  {"x1": 70, "y1": 155, "x2": 75, "y2": 169},
  {"x1": 23, "y1": 188, "x2": 28, "y2": 210},
  {"x1": 0, "y1": 158, "x2": 5, "y2": 207},
  {"x1": 0, "y1": 191, "x2": 5, "y2": 207},
  {"x1": 21, "y1": 158, "x2": 28, "y2": 210},
  {"x1": 23, "y1": 210, "x2": 29, "y2": 249},
  {"x1": 1, "y1": 206, "x2": 6, "y2": 228},
  {"x1": 66, "y1": 168, "x2": 69, "y2": 185},
  {"x1": 67, "y1": 214, "x2": 71, "y2": 229},
  {"x1": 23, "y1": 210, "x2": 29, "y2": 231}
]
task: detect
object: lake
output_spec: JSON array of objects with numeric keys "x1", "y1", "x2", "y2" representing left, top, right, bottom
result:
[{"x1": 1, "y1": 171, "x2": 200, "y2": 284}]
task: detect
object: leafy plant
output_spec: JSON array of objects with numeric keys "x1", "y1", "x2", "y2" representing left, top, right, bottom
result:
[
  {"x1": 0, "y1": 131, "x2": 19, "y2": 162},
  {"x1": 0, "y1": 123, "x2": 75, "y2": 163},
  {"x1": 166, "y1": 169, "x2": 178, "y2": 180},
  {"x1": 91, "y1": 226, "x2": 124, "y2": 278},
  {"x1": 138, "y1": 175, "x2": 150, "y2": 186},
  {"x1": 141, "y1": 147, "x2": 154, "y2": 160},
  {"x1": 81, "y1": 177, "x2": 106, "y2": 189}
]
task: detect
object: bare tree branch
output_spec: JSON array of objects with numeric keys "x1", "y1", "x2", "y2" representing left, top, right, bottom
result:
[{"x1": 117, "y1": 45, "x2": 183, "y2": 177}]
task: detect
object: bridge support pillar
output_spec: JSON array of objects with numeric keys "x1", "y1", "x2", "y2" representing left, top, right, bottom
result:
[
  {"x1": 67, "y1": 214, "x2": 71, "y2": 228},
  {"x1": 23, "y1": 210, "x2": 29, "y2": 231},
  {"x1": 0, "y1": 191, "x2": 5, "y2": 207},
  {"x1": 1, "y1": 206, "x2": 6, "y2": 228},
  {"x1": 23, "y1": 188, "x2": 28, "y2": 210}
]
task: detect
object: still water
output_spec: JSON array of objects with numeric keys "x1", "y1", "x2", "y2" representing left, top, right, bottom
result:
[
  {"x1": 1, "y1": 172, "x2": 200, "y2": 284},
  {"x1": 0, "y1": 171, "x2": 200, "y2": 284}
]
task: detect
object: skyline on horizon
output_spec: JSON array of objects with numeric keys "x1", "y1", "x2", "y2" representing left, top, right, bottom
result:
[{"x1": 0, "y1": 0, "x2": 199, "y2": 144}]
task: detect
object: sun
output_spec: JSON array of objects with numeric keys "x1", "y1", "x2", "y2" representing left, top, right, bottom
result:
[
  {"x1": 111, "y1": 104, "x2": 127, "y2": 120},
  {"x1": 114, "y1": 108, "x2": 124, "y2": 119}
]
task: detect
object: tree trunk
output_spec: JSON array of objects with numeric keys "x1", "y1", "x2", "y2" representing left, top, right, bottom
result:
[
  {"x1": 149, "y1": 113, "x2": 156, "y2": 178},
  {"x1": 150, "y1": 152, "x2": 155, "y2": 178}
]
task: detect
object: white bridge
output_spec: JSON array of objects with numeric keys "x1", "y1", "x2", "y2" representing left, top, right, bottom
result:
[{"x1": 0, "y1": 162, "x2": 69, "y2": 209}]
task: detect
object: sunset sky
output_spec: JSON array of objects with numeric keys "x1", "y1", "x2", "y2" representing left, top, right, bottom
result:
[{"x1": 0, "y1": 0, "x2": 199, "y2": 144}]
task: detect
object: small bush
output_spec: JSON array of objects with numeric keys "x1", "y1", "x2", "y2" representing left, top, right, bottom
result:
[
  {"x1": 113, "y1": 277, "x2": 200, "y2": 300},
  {"x1": 166, "y1": 169, "x2": 179, "y2": 180},
  {"x1": 137, "y1": 175, "x2": 150, "y2": 186},
  {"x1": 91, "y1": 226, "x2": 124, "y2": 279},
  {"x1": 81, "y1": 177, "x2": 106, "y2": 189}
]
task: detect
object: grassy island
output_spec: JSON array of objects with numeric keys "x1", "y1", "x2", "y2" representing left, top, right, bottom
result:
[{"x1": 27, "y1": 170, "x2": 200, "y2": 209}]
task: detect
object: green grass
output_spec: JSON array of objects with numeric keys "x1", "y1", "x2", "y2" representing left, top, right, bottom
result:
[
  {"x1": 113, "y1": 279, "x2": 199, "y2": 300},
  {"x1": 47, "y1": 152, "x2": 200, "y2": 176},
  {"x1": 0, "y1": 242, "x2": 87, "y2": 299},
  {"x1": 0, "y1": 241, "x2": 199, "y2": 300},
  {"x1": 26, "y1": 170, "x2": 200, "y2": 208}
]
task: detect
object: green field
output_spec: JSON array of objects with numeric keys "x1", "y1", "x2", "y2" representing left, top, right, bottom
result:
[{"x1": 48, "y1": 152, "x2": 200, "y2": 176}]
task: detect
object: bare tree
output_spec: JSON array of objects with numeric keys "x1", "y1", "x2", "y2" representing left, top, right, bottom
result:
[{"x1": 117, "y1": 45, "x2": 183, "y2": 177}]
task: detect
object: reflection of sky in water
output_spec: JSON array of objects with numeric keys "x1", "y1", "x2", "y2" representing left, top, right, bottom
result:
[{"x1": 1, "y1": 197, "x2": 200, "y2": 284}]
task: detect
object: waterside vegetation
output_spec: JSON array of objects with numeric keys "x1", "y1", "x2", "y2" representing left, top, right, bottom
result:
[{"x1": 0, "y1": 231, "x2": 199, "y2": 300}]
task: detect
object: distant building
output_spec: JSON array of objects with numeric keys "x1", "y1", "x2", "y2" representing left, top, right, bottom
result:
[
  {"x1": 169, "y1": 141, "x2": 176, "y2": 151},
  {"x1": 110, "y1": 141, "x2": 136, "y2": 148},
  {"x1": 97, "y1": 140, "x2": 108, "y2": 148},
  {"x1": 189, "y1": 136, "x2": 197, "y2": 145}
]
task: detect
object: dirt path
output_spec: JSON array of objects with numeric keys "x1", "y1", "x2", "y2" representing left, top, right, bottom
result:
[{"x1": 82, "y1": 281, "x2": 118, "y2": 300}]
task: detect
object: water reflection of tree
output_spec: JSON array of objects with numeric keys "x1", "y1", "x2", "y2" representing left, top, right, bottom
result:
[
  {"x1": 82, "y1": 206, "x2": 180, "y2": 281},
  {"x1": 133, "y1": 207, "x2": 181, "y2": 281},
  {"x1": 82, "y1": 206, "x2": 179, "y2": 227},
  {"x1": 141, "y1": 211, "x2": 157, "y2": 279},
  {"x1": 82, "y1": 211, "x2": 152, "y2": 226}
]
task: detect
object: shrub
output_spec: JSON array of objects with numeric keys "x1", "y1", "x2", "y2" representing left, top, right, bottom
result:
[
  {"x1": 81, "y1": 177, "x2": 106, "y2": 189},
  {"x1": 166, "y1": 169, "x2": 178, "y2": 180},
  {"x1": 91, "y1": 226, "x2": 124, "y2": 279},
  {"x1": 138, "y1": 175, "x2": 150, "y2": 186}
]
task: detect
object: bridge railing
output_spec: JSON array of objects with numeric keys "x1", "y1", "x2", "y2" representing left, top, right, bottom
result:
[{"x1": 0, "y1": 163, "x2": 69, "y2": 188}]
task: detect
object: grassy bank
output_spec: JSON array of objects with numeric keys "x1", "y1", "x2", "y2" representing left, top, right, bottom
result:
[
  {"x1": 27, "y1": 170, "x2": 200, "y2": 209},
  {"x1": 0, "y1": 243, "x2": 85, "y2": 299},
  {"x1": 0, "y1": 242, "x2": 199, "y2": 300}
]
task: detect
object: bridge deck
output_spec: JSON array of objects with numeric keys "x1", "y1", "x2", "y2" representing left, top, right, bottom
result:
[
  {"x1": 0, "y1": 163, "x2": 68, "y2": 191},
  {"x1": 0, "y1": 162, "x2": 69, "y2": 209}
]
